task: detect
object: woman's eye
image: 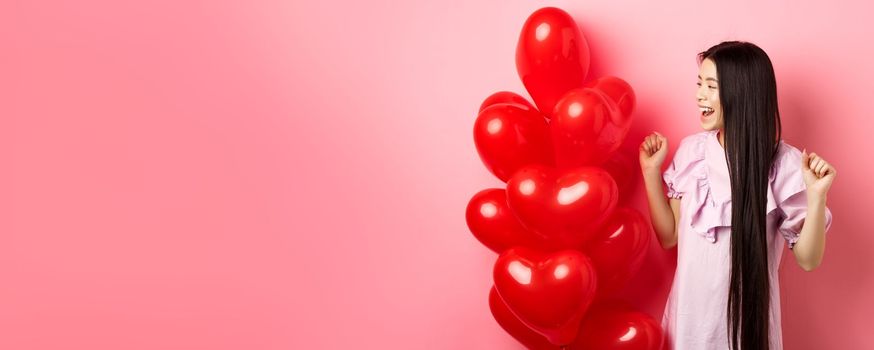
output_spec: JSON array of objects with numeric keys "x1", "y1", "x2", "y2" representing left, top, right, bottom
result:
[
  {"x1": 696, "y1": 82, "x2": 702, "y2": 86},
  {"x1": 709, "y1": 86, "x2": 717, "y2": 89}
]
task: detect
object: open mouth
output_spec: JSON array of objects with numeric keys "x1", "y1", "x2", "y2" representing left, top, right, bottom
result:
[{"x1": 699, "y1": 106, "x2": 714, "y2": 117}]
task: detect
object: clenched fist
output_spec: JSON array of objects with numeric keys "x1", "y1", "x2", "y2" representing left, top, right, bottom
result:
[
  {"x1": 640, "y1": 132, "x2": 668, "y2": 173},
  {"x1": 801, "y1": 149, "x2": 836, "y2": 197}
]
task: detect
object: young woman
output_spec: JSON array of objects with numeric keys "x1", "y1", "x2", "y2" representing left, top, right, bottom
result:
[{"x1": 639, "y1": 41, "x2": 836, "y2": 350}]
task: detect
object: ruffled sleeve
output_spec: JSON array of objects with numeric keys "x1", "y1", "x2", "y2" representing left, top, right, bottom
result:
[
  {"x1": 666, "y1": 131, "x2": 732, "y2": 243},
  {"x1": 662, "y1": 133, "x2": 707, "y2": 199},
  {"x1": 771, "y1": 144, "x2": 834, "y2": 249}
]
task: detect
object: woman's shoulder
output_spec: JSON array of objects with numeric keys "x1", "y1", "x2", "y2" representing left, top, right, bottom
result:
[
  {"x1": 676, "y1": 130, "x2": 713, "y2": 149},
  {"x1": 770, "y1": 139, "x2": 807, "y2": 203},
  {"x1": 671, "y1": 130, "x2": 713, "y2": 162},
  {"x1": 663, "y1": 131, "x2": 711, "y2": 186},
  {"x1": 773, "y1": 139, "x2": 804, "y2": 176}
]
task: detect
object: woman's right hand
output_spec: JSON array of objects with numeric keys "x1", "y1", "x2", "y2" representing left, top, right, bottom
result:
[{"x1": 639, "y1": 132, "x2": 668, "y2": 173}]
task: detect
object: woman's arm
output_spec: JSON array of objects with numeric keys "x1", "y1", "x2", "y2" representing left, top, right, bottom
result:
[
  {"x1": 640, "y1": 132, "x2": 680, "y2": 249},
  {"x1": 792, "y1": 149, "x2": 836, "y2": 271},
  {"x1": 643, "y1": 169, "x2": 681, "y2": 248},
  {"x1": 792, "y1": 194, "x2": 827, "y2": 271}
]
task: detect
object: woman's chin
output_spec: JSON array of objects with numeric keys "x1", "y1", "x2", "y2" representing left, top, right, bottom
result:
[
  {"x1": 700, "y1": 123, "x2": 718, "y2": 131},
  {"x1": 699, "y1": 114, "x2": 720, "y2": 130}
]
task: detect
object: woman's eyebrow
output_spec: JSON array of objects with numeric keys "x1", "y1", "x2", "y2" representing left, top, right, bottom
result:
[{"x1": 697, "y1": 75, "x2": 719, "y2": 83}]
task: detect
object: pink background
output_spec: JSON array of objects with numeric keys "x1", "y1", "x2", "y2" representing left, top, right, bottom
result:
[{"x1": 3, "y1": 0, "x2": 872, "y2": 349}]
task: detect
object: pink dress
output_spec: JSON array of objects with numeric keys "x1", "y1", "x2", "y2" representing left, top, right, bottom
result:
[{"x1": 660, "y1": 130, "x2": 833, "y2": 350}]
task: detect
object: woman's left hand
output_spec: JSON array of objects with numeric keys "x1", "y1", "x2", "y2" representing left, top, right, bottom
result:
[{"x1": 801, "y1": 149, "x2": 836, "y2": 198}]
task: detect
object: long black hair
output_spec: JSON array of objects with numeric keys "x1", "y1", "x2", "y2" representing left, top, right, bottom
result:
[{"x1": 698, "y1": 41, "x2": 782, "y2": 350}]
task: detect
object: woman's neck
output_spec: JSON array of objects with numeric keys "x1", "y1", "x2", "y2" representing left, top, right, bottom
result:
[{"x1": 717, "y1": 128, "x2": 725, "y2": 148}]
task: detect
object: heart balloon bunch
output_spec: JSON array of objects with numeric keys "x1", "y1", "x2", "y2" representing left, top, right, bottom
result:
[{"x1": 467, "y1": 7, "x2": 663, "y2": 349}]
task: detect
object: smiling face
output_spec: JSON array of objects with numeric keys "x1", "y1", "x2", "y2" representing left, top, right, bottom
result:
[{"x1": 697, "y1": 58, "x2": 724, "y2": 131}]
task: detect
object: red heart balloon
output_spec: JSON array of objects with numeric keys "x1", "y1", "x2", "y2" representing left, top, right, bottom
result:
[
  {"x1": 516, "y1": 7, "x2": 590, "y2": 119},
  {"x1": 479, "y1": 91, "x2": 536, "y2": 113},
  {"x1": 583, "y1": 76, "x2": 636, "y2": 121},
  {"x1": 574, "y1": 302, "x2": 664, "y2": 350},
  {"x1": 466, "y1": 189, "x2": 549, "y2": 253},
  {"x1": 551, "y1": 88, "x2": 625, "y2": 168},
  {"x1": 474, "y1": 103, "x2": 555, "y2": 183},
  {"x1": 489, "y1": 289, "x2": 663, "y2": 350},
  {"x1": 582, "y1": 207, "x2": 652, "y2": 297},
  {"x1": 493, "y1": 247, "x2": 598, "y2": 346},
  {"x1": 506, "y1": 165, "x2": 618, "y2": 249},
  {"x1": 488, "y1": 286, "x2": 559, "y2": 350}
]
